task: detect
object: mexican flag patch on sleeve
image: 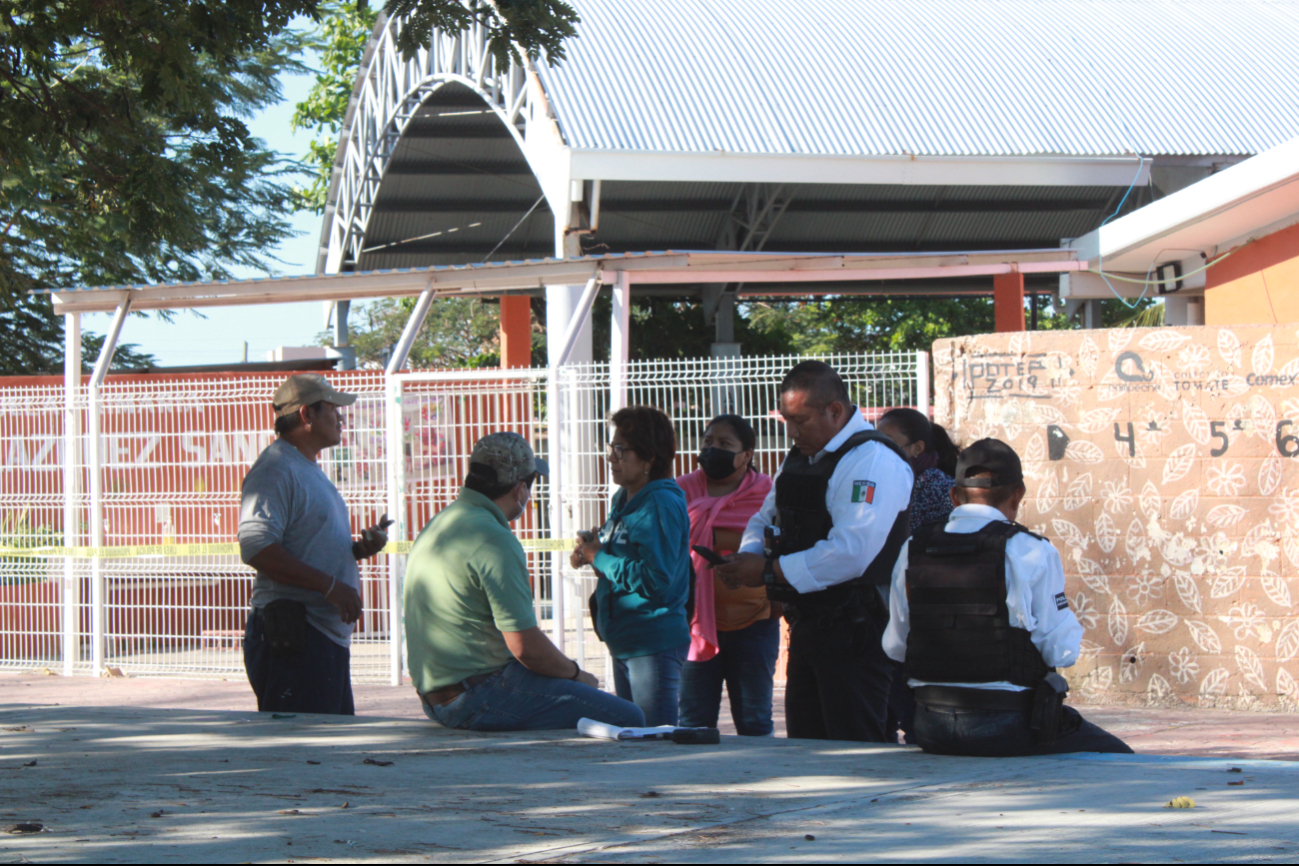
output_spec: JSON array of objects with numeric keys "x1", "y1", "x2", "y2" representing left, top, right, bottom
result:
[{"x1": 851, "y1": 480, "x2": 876, "y2": 504}]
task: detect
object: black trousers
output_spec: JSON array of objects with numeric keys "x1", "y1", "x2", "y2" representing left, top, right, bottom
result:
[
  {"x1": 784, "y1": 606, "x2": 894, "y2": 742},
  {"x1": 913, "y1": 700, "x2": 1132, "y2": 757},
  {"x1": 244, "y1": 609, "x2": 355, "y2": 716}
]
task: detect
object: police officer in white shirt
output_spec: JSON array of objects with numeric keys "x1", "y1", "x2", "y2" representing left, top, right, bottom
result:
[
  {"x1": 716, "y1": 361, "x2": 913, "y2": 741},
  {"x1": 882, "y1": 439, "x2": 1131, "y2": 756}
]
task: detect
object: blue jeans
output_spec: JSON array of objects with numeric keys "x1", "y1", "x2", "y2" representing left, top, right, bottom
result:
[
  {"x1": 243, "y1": 609, "x2": 354, "y2": 716},
  {"x1": 612, "y1": 644, "x2": 688, "y2": 727},
  {"x1": 423, "y1": 661, "x2": 645, "y2": 731},
  {"x1": 679, "y1": 617, "x2": 780, "y2": 736}
]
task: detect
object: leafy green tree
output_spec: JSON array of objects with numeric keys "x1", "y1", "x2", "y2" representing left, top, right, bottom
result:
[
  {"x1": 383, "y1": 0, "x2": 579, "y2": 65},
  {"x1": 0, "y1": 1, "x2": 315, "y2": 373},
  {"x1": 292, "y1": 2, "x2": 379, "y2": 213},
  {"x1": 342, "y1": 295, "x2": 503, "y2": 368},
  {"x1": 2, "y1": 0, "x2": 581, "y2": 374},
  {"x1": 79, "y1": 332, "x2": 159, "y2": 372}
]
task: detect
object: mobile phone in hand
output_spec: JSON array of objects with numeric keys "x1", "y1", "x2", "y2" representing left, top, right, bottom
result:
[{"x1": 691, "y1": 545, "x2": 727, "y2": 567}]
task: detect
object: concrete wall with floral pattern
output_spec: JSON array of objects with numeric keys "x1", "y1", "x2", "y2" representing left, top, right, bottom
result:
[{"x1": 933, "y1": 326, "x2": 1299, "y2": 710}]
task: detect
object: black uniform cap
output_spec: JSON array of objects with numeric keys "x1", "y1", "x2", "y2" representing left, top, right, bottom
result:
[{"x1": 954, "y1": 438, "x2": 1024, "y2": 488}]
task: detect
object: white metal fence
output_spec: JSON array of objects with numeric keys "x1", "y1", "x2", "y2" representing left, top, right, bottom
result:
[{"x1": 0, "y1": 351, "x2": 924, "y2": 685}]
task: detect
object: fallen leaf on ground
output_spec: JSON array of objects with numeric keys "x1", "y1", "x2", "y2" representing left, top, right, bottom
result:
[
  {"x1": 306, "y1": 760, "x2": 321, "y2": 765},
  {"x1": 3, "y1": 823, "x2": 43, "y2": 834},
  {"x1": 22, "y1": 760, "x2": 36, "y2": 767},
  {"x1": 101, "y1": 666, "x2": 127, "y2": 678},
  {"x1": 278, "y1": 810, "x2": 301, "y2": 815},
  {"x1": 639, "y1": 791, "x2": 659, "y2": 798},
  {"x1": 1228, "y1": 781, "x2": 1244, "y2": 786},
  {"x1": 1165, "y1": 797, "x2": 1196, "y2": 809},
  {"x1": 341, "y1": 802, "x2": 349, "y2": 809},
  {"x1": 1228, "y1": 767, "x2": 1243, "y2": 773},
  {"x1": 362, "y1": 758, "x2": 393, "y2": 767},
  {"x1": 150, "y1": 811, "x2": 165, "y2": 818},
  {"x1": 3, "y1": 726, "x2": 30, "y2": 732},
  {"x1": 804, "y1": 834, "x2": 816, "y2": 841}
]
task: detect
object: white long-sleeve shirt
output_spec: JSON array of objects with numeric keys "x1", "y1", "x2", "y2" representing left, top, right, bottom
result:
[
  {"x1": 881, "y1": 503, "x2": 1083, "y2": 691},
  {"x1": 738, "y1": 410, "x2": 913, "y2": 595}
]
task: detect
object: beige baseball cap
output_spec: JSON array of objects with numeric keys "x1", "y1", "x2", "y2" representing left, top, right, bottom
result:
[
  {"x1": 469, "y1": 432, "x2": 550, "y2": 487},
  {"x1": 272, "y1": 374, "x2": 358, "y2": 419}
]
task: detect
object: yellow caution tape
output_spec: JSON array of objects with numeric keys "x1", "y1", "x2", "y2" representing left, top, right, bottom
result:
[{"x1": 0, "y1": 537, "x2": 574, "y2": 559}]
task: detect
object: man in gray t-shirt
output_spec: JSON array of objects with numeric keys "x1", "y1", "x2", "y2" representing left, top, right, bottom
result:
[{"x1": 238, "y1": 374, "x2": 389, "y2": 715}]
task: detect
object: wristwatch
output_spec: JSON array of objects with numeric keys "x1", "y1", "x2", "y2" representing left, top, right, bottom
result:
[{"x1": 762, "y1": 557, "x2": 778, "y2": 587}]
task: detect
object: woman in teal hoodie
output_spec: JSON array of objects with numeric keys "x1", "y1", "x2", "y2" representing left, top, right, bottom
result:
[{"x1": 571, "y1": 406, "x2": 691, "y2": 726}]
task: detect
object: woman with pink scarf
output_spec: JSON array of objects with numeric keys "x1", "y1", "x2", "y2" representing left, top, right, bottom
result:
[{"x1": 676, "y1": 414, "x2": 777, "y2": 736}]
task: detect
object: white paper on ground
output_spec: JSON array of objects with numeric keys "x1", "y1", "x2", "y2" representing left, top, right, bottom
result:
[{"x1": 577, "y1": 718, "x2": 681, "y2": 741}]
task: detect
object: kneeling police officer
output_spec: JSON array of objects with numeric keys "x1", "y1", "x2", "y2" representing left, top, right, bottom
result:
[
  {"x1": 882, "y1": 438, "x2": 1131, "y2": 756},
  {"x1": 717, "y1": 361, "x2": 913, "y2": 742}
]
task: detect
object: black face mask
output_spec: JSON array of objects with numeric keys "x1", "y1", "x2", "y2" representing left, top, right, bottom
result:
[{"x1": 699, "y1": 447, "x2": 742, "y2": 481}]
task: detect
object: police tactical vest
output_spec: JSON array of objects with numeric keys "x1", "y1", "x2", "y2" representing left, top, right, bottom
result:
[
  {"x1": 768, "y1": 429, "x2": 911, "y2": 607},
  {"x1": 904, "y1": 520, "x2": 1053, "y2": 688}
]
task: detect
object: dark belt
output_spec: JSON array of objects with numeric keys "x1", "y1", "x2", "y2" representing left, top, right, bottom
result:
[
  {"x1": 914, "y1": 685, "x2": 1034, "y2": 713},
  {"x1": 420, "y1": 670, "x2": 498, "y2": 708}
]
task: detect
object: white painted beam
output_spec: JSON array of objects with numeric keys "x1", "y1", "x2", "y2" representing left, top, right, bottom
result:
[{"x1": 570, "y1": 150, "x2": 1150, "y2": 187}]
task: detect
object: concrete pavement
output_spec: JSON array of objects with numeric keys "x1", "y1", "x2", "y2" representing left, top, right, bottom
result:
[
  {"x1": 1, "y1": 701, "x2": 1298, "y2": 863},
  {"x1": 4, "y1": 670, "x2": 1298, "y2": 760}
]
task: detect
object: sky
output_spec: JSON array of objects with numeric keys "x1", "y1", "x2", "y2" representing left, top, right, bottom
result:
[{"x1": 80, "y1": 59, "x2": 334, "y2": 367}]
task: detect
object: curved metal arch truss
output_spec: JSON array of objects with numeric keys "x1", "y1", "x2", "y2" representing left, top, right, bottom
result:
[{"x1": 322, "y1": 15, "x2": 559, "y2": 274}]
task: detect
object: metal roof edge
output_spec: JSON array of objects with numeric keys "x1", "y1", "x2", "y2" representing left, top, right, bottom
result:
[{"x1": 1074, "y1": 136, "x2": 1299, "y2": 266}]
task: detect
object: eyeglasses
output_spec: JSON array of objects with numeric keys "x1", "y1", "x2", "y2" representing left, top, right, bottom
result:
[{"x1": 605, "y1": 443, "x2": 630, "y2": 461}]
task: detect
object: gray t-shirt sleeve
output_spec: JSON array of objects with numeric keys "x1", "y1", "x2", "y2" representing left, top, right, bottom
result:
[{"x1": 238, "y1": 460, "x2": 293, "y2": 563}]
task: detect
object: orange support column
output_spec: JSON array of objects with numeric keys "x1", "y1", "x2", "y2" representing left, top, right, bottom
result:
[
  {"x1": 993, "y1": 271, "x2": 1026, "y2": 332},
  {"x1": 499, "y1": 296, "x2": 533, "y2": 369}
]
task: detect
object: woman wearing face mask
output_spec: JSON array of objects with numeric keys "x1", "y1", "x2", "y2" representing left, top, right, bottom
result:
[
  {"x1": 570, "y1": 406, "x2": 691, "y2": 727},
  {"x1": 675, "y1": 414, "x2": 778, "y2": 736},
  {"x1": 877, "y1": 408, "x2": 959, "y2": 534},
  {"x1": 876, "y1": 407, "x2": 960, "y2": 745}
]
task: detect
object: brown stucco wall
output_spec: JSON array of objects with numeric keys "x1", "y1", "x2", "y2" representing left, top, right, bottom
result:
[{"x1": 933, "y1": 326, "x2": 1299, "y2": 710}]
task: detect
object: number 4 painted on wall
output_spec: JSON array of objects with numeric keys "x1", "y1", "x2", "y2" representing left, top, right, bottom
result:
[{"x1": 1114, "y1": 422, "x2": 1135, "y2": 457}]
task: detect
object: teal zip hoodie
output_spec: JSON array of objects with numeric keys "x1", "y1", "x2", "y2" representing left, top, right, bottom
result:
[{"x1": 592, "y1": 478, "x2": 691, "y2": 659}]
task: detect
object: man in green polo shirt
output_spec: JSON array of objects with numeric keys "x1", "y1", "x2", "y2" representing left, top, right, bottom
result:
[{"x1": 404, "y1": 432, "x2": 645, "y2": 731}]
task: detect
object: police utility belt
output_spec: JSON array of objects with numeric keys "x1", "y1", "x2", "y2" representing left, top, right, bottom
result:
[
  {"x1": 905, "y1": 519, "x2": 1069, "y2": 744},
  {"x1": 763, "y1": 430, "x2": 911, "y2": 624}
]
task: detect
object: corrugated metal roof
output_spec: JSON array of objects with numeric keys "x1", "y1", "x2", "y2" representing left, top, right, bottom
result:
[{"x1": 536, "y1": 0, "x2": 1299, "y2": 158}]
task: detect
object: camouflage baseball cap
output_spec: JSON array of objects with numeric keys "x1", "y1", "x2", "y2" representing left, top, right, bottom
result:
[
  {"x1": 469, "y1": 432, "x2": 550, "y2": 487},
  {"x1": 272, "y1": 373, "x2": 358, "y2": 419}
]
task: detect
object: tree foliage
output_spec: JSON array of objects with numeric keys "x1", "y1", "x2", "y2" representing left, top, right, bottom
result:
[
  {"x1": 1, "y1": 0, "x2": 581, "y2": 375},
  {"x1": 0, "y1": 0, "x2": 315, "y2": 373},
  {"x1": 383, "y1": 0, "x2": 579, "y2": 65},
  {"x1": 341, "y1": 295, "x2": 506, "y2": 368},
  {"x1": 292, "y1": 1, "x2": 378, "y2": 213}
]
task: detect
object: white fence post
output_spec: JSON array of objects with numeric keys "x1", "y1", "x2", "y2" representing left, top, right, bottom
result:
[
  {"x1": 546, "y1": 366, "x2": 567, "y2": 654},
  {"x1": 62, "y1": 313, "x2": 81, "y2": 676},
  {"x1": 384, "y1": 373, "x2": 405, "y2": 686},
  {"x1": 916, "y1": 349, "x2": 931, "y2": 415},
  {"x1": 610, "y1": 271, "x2": 631, "y2": 413}
]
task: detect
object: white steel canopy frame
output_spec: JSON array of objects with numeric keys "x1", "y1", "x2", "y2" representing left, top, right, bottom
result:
[{"x1": 323, "y1": 11, "x2": 566, "y2": 276}]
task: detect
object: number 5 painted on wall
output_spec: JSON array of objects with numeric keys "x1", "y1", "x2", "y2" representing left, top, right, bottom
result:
[{"x1": 1210, "y1": 421, "x2": 1230, "y2": 458}]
